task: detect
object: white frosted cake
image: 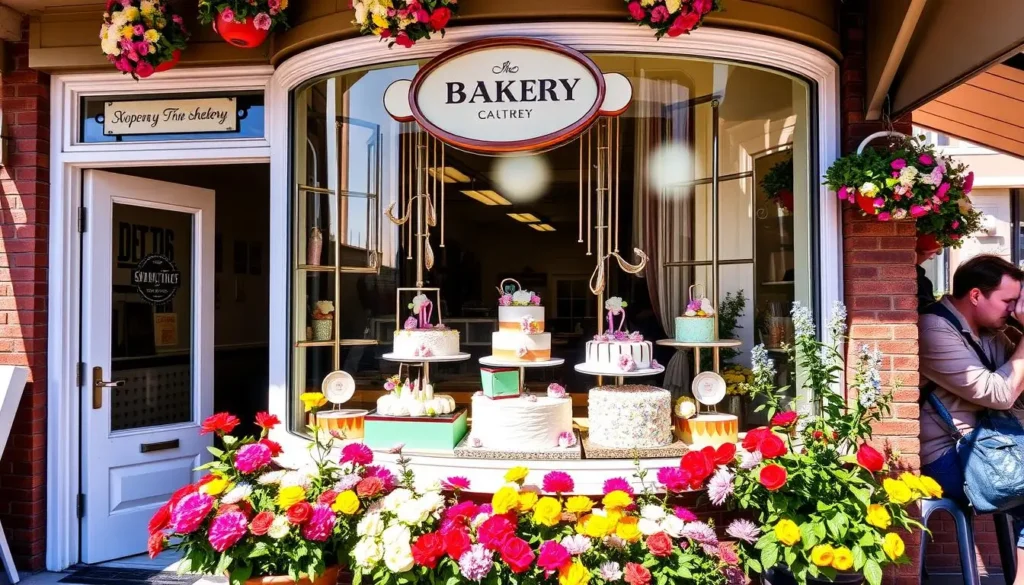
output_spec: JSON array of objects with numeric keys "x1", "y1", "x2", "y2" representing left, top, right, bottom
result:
[
  {"x1": 584, "y1": 336, "x2": 654, "y2": 373},
  {"x1": 492, "y1": 286, "x2": 551, "y2": 362},
  {"x1": 376, "y1": 377, "x2": 456, "y2": 417},
  {"x1": 470, "y1": 392, "x2": 573, "y2": 450},
  {"x1": 393, "y1": 328, "x2": 460, "y2": 357},
  {"x1": 588, "y1": 385, "x2": 672, "y2": 448}
]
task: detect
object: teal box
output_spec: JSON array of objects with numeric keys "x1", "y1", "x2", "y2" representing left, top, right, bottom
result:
[
  {"x1": 364, "y1": 409, "x2": 468, "y2": 451},
  {"x1": 481, "y1": 367, "x2": 520, "y2": 399}
]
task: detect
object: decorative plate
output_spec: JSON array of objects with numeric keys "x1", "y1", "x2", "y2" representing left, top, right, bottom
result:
[
  {"x1": 322, "y1": 370, "x2": 355, "y2": 404},
  {"x1": 691, "y1": 371, "x2": 726, "y2": 406}
]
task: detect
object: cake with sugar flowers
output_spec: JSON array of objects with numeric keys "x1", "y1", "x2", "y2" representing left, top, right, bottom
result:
[
  {"x1": 675, "y1": 285, "x2": 716, "y2": 343},
  {"x1": 393, "y1": 293, "x2": 460, "y2": 358},
  {"x1": 468, "y1": 383, "x2": 575, "y2": 451},
  {"x1": 375, "y1": 375, "x2": 456, "y2": 417},
  {"x1": 491, "y1": 279, "x2": 551, "y2": 362},
  {"x1": 581, "y1": 297, "x2": 656, "y2": 373}
]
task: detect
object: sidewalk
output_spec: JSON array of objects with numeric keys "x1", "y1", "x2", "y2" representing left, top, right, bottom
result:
[{"x1": 1, "y1": 553, "x2": 227, "y2": 585}]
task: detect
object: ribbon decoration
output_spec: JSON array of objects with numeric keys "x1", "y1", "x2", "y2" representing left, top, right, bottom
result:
[
  {"x1": 589, "y1": 247, "x2": 649, "y2": 295},
  {"x1": 385, "y1": 194, "x2": 437, "y2": 227},
  {"x1": 419, "y1": 299, "x2": 434, "y2": 329}
]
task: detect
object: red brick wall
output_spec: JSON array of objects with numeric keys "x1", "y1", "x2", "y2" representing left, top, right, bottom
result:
[{"x1": 0, "y1": 19, "x2": 50, "y2": 571}]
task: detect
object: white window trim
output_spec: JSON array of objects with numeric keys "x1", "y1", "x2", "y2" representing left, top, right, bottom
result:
[
  {"x1": 46, "y1": 65, "x2": 273, "y2": 571},
  {"x1": 264, "y1": 22, "x2": 842, "y2": 492}
]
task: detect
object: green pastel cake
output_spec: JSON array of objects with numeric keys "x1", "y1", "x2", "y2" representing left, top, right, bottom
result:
[
  {"x1": 674, "y1": 292, "x2": 717, "y2": 343},
  {"x1": 364, "y1": 408, "x2": 468, "y2": 451},
  {"x1": 481, "y1": 367, "x2": 520, "y2": 399}
]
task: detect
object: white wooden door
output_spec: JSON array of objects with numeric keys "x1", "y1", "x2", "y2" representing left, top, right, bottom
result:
[{"x1": 80, "y1": 170, "x2": 215, "y2": 563}]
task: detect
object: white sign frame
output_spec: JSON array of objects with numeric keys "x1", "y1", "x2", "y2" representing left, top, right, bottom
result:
[{"x1": 103, "y1": 97, "x2": 239, "y2": 136}]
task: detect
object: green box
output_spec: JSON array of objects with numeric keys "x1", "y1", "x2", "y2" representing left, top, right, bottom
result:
[
  {"x1": 364, "y1": 409, "x2": 468, "y2": 451},
  {"x1": 481, "y1": 367, "x2": 520, "y2": 399}
]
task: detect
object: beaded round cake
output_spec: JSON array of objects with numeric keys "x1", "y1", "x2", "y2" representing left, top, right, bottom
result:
[{"x1": 588, "y1": 384, "x2": 672, "y2": 448}]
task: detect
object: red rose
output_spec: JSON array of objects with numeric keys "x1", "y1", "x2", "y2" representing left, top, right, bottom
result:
[
  {"x1": 758, "y1": 434, "x2": 787, "y2": 459},
  {"x1": 357, "y1": 477, "x2": 384, "y2": 499},
  {"x1": 318, "y1": 490, "x2": 339, "y2": 505},
  {"x1": 714, "y1": 443, "x2": 737, "y2": 466},
  {"x1": 856, "y1": 444, "x2": 885, "y2": 473},
  {"x1": 444, "y1": 527, "x2": 472, "y2": 560},
  {"x1": 260, "y1": 438, "x2": 283, "y2": 457},
  {"x1": 478, "y1": 515, "x2": 515, "y2": 550},
  {"x1": 428, "y1": 7, "x2": 451, "y2": 31},
  {"x1": 200, "y1": 412, "x2": 240, "y2": 435},
  {"x1": 395, "y1": 32, "x2": 414, "y2": 48},
  {"x1": 412, "y1": 532, "x2": 446, "y2": 569},
  {"x1": 742, "y1": 427, "x2": 770, "y2": 452},
  {"x1": 625, "y1": 562, "x2": 653, "y2": 585},
  {"x1": 500, "y1": 536, "x2": 536, "y2": 574},
  {"x1": 286, "y1": 502, "x2": 313, "y2": 524},
  {"x1": 759, "y1": 464, "x2": 788, "y2": 491},
  {"x1": 667, "y1": 10, "x2": 700, "y2": 36},
  {"x1": 250, "y1": 511, "x2": 275, "y2": 536},
  {"x1": 647, "y1": 532, "x2": 674, "y2": 557},
  {"x1": 148, "y1": 504, "x2": 171, "y2": 534},
  {"x1": 771, "y1": 411, "x2": 799, "y2": 428},
  {"x1": 627, "y1": 1, "x2": 646, "y2": 20},
  {"x1": 681, "y1": 450, "x2": 714, "y2": 487},
  {"x1": 147, "y1": 532, "x2": 164, "y2": 559},
  {"x1": 255, "y1": 411, "x2": 280, "y2": 431}
]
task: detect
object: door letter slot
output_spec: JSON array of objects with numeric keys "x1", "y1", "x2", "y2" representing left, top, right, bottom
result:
[{"x1": 140, "y1": 439, "x2": 179, "y2": 453}]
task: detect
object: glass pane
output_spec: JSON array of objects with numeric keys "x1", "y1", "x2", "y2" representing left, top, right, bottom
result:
[
  {"x1": 79, "y1": 92, "x2": 265, "y2": 143},
  {"x1": 110, "y1": 203, "x2": 194, "y2": 431}
]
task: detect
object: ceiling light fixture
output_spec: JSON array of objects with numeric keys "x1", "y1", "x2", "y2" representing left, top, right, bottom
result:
[
  {"x1": 528, "y1": 223, "x2": 556, "y2": 232},
  {"x1": 477, "y1": 189, "x2": 511, "y2": 205},
  {"x1": 508, "y1": 213, "x2": 541, "y2": 223},
  {"x1": 461, "y1": 190, "x2": 498, "y2": 206},
  {"x1": 429, "y1": 166, "x2": 472, "y2": 184}
]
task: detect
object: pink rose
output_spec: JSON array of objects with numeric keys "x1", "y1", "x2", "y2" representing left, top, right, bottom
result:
[
  {"x1": 500, "y1": 537, "x2": 535, "y2": 574},
  {"x1": 919, "y1": 154, "x2": 934, "y2": 165},
  {"x1": 478, "y1": 515, "x2": 515, "y2": 550},
  {"x1": 891, "y1": 158, "x2": 907, "y2": 170},
  {"x1": 910, "y1": 204, "x2": 928, "y2": 218},
  {"x1": 301, "y1": 505, "x2": 336, "y2": 542},
  {"x1": 208, "y1": 510, "x2": 248, "y2": 552},
  {"x1": 936, "y1": 183, "x2": 951, "y2": 200},
  {"x1": 253, "y1": 13, "x2": 272, "y2": 31},
  {"x1": 170, "y1": 493, "x2": 214, "y2": 534},
  {"x1": 964, "y1": 171, "x2": 975, "y2": 194},
  {"x1": 877, "y1": 212, "x2": 891, "y2": 221},
  {"x1": 220, "y1": 8, "x2": 235, "y2": 22},
  {"x1": 873, "y1": 197, "x2": 885, "y2": 209},
  {"x1": 627, "y1": 1, "x2": 646, "y2": 20},
  {"x1": 537, "y1": 541, "x2": 571, "y2": 576},
  {"x1": 952, "y1": 220, "x2": 960, "y2": 229},
  {"x1": 694, "y1": 0, "x2": 714, "y2": 14},
  {"x1": 234, "y1": 443, "x2": 272, "y2": 474},
  {"x1": 650, "y1": 5, "x2": 669, "y2": 22}
]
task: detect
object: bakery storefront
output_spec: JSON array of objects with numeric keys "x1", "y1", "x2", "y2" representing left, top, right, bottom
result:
[{"x1": 27, "y1": 1, "x2": 851, "y2": 571}]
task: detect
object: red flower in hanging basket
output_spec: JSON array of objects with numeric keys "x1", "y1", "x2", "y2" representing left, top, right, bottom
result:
[
  {"x1": 198, "y1": 0, "x2": 288, "y2": 49},
  {"x1": 760, "y1": 157, "x2": 794, "y2": 213},
  {"x1": 353, "y1": 0, "x2": 459, "y2": 48},
  {"x1": 625, "y1": 0, "x2": 720, "y2": 39},
  {"x1": 100, "y1": 0, "x2": 189, "y2": 80}
]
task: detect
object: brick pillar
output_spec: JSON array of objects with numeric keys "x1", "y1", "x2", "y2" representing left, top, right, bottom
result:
[
  {"x1": 0, "y1": 18, "x2": 50, "y2": 571},
  {"x1": 838, "y1": 3, "x2": 920, "y2": 585}
]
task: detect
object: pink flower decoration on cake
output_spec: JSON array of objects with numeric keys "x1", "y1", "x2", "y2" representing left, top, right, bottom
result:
[
  {"x1": 530, "y1": 294, "x2": 542, "y2": 306},
  {"x1": 470, "y1": 437, "x2": 483, "y2": 448},
  {"x1": 516, "y1": 346, "x2": 528, "y2": 358},
  {"x1": 547, "y1": 383, "x2": 566, "y2": 399},
  {"x1": 628, "y1": 332, "x2": 644, "y2": 342},
  {"x1": 384, "y1": 380, "x2": 396, "y2": 392},
  {"x1": 593, "y1": 334, "x2": 610, "y2": 342},
  {"x1": 403, "y1": 316, "x2": 418, "y2": 330},
  {"x1": 523, "y1": 394, "x2": 537, "y2": 403},
  {"x1": 618, "y1": 354, "x2": 637, "y2": 372},
  {"x1": 613, "y1": 331, "x2": 629, "y2": 342},
  {"x1": 414, "y1": 344, "x2": 433, "y2": 358},
  {"x1": 498, "y1": 294, "x2": 513, "y2": 306},
  {"x1": 557, "y1": 431, "x2": 577, "y2": 448},
  {"x1": 651, "y1": 358, "x2": 661, "y2": 369},
  {"x1": 520, "y1": 316, "x2": 536, "y2": 333},
  {"x1": 686, "y1": 299, "x2": 702, "y2": 313}
]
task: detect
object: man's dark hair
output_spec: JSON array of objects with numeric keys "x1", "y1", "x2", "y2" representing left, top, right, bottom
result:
[{"x1": 952, "y1": 254, "x2": 1024, "y2": 298}]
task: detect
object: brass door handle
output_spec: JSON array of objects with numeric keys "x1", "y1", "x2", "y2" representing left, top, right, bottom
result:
[{"x1": 92, "y1": 366, "x2": 124, "y2": 409}]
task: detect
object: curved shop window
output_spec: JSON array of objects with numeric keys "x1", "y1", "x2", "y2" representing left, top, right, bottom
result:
[{"x1": 289, "y1": 54, "x2": 817, "y2": 437}]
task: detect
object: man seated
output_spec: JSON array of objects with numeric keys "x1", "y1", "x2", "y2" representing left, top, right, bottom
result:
[{"x1": 919, "y1": 254, "x2": 1024, "y2": 579}]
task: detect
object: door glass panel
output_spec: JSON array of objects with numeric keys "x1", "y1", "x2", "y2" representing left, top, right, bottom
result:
[{"x1": 110, "y1": 203, "x2": 194, "y2": 431}]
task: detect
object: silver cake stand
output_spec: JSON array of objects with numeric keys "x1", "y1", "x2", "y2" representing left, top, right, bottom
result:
[
  {"x1": 573, "y1": 363, "x2": 666, "y2": 386},
  {"x1": 478, "y1": 357, "x2": 565, "y2": 394}
]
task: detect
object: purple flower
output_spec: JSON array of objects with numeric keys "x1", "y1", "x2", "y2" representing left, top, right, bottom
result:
[
  {"x1": 674, "y1": 506, "x2": 698, "y2": 522},
  {"x1": 334, "y1": 474, "x2": 361, "y2": 492},
  {"x1": 560, "y1": 534, "x2": 593, "y2": 555},
  {"x1": 208, "y1": 510, "x2": 247, "y2": 552},
  {"x1": 919, "y1": 154, "x2": 934, "y2": 166},
  {"x1": 301, "y1": 505, "x2": 336, "y2": 541},
  {"x1": 253, "y1": 12, "x2": 272, "y2": 31},
  {"x1": 403, "y1": 316, "x2": 417, "y2": 330},
  {"x1": 170, "y1": 493, "x2": 214, "y2": 534},
  {"x1": 725, "y1": 567, "x2": 747, "y2": 585},
  {"x1": 707, "y1": 468, "x2": 734, "y2": 506},
  {"x1": 613, "y1": 331, "x2": 629, "y2": 342},
  {"x1": 725, "y1": 518, "x2": 761, "y2": 544},
  {"x1": 458, "y1": 543, "x2": 493, "y2": 581},
  {"x1": 651, "y1": 358, "x2": 661, "y2": 368},
  {"x1": 686, "y1": 299, "x2": 702, "y2": 312},
  {"x1": 234, "y1": 443, "x2": 272, "y2": 474},
  {"x1": 681, "y1": 521, "x2": 718, "y2": 546},
  {"x1": 891, "y1": 158, "x2": 907, "y2": 170}
]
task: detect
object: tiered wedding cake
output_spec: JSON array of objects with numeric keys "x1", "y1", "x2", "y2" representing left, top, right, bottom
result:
[
  {"x1": 491, "y1": 283, "x2": 551, "y2": 361},
  {"x1": 469, "y1": 383, "x2": 575, "y2": 451},
  {"x1": 392, "y1": 293, "x2": 461, "y2": 357},
  {"x1": 581, "y1": 297, "x2": 657, "y2": 374}
]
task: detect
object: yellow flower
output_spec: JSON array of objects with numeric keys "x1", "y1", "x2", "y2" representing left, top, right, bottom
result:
[
  {"x1": 332, "y1": 490, "x2": 360, "y2": 515},
  {"x1": 810, "y1": 544, "x2": 835, "y2": 567},
  {"x1": 832, "y1": 547, "x2": 854, "y2": 571},
  {"x1": 300, "y1": 392, "x2": 327, "y2": 412},
  {"x1": 518, "y1": 491, "x2": 539, "y2": 512},
  {"x1": 371, "y1": 13, "x2": 389, "y2": 28},
  {"x1": 121, "y1": 6, "x2": 140, "y2": 21},
  {"x1": 883, "y1": 478, "x2": 914, "y2": 505},
  {"x1": 774, "y1": 519, "x2": 801, "y2": 547},
  {"x1": 143, "y1": 29, "x2": 160, "y2": 43},
  {"x1": 919, "y1": 475, "x2": 943, "y2": 499},
  {"x1": 604, "y1": 509, "x2": 623, "y2": 528},
  {"x1": 492, "y1": 486, "x2": 520, "y2": 515},
  {"x1": 578, "y1": 514, "x2": 613, "y2": 539},
  {"x1": 664, "y1": 0, "x2": 682, "y2": 11},
  {"x1": 899, "y1": 473, "x2": 927, "y2": 498},
  {"x1": 558, "y1": 560, "x2": 591, "y2": 585},
  {"x1": 120, "y1": 25, "x2": 135, "y2": 39},
  {"x1": 566, "y1": 496, "x2": 595, "y2": 515},
  {"x1": 602, "y1": 490, "x2": 633, "y2": 511},
  {"x1": 277, "y1": 485, "x2": 306, "y2": 509},
  {"x1": 533, "y1": 497, "x2": 563, "y2": 527},
  {"x1": 615, "y1": 516, "x2": 642, "y2": 543},
  {"x1": 866, "y1": 503, "x2": 892, "y2": 529},
  {"x1": 200, "y1": 476, "x2": 230, "y2": 496},
  {"x1": 882, "y1": 533, "x2": 905, "y2": 561},
  {"x1": 505, "y1": 466, "x2": 530, "y2": 484},
  {"x1": 140, "y1": 0, "x2": 156, "y2": 15},
  {"x1": 279, "y1": 0, "x2": 288, "y2": 9}
]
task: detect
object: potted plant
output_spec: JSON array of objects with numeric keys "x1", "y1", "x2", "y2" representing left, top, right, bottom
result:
[
  {"x1": 147, "y1": 411, "x2": 393, "y2": 585},
  {"x1": 311, "y1": 301, "x2": 334, "y2": 342},
  {"x1": 624, "y1": 0, "x2": 720, "y2": 39},
  {"x1": 352, "y1": 0, "x2": 458, "y2": 49},
  {"x1": 761, "y1": 158, "x2": 794, "y2": 213},
  {"x1": 100, "y1": 0, "x2": 190, "y2": 79},
  {"x1": 714, "y1": 303, "x2": 938, "y2": 585},
  {"x1": 824, "y1": 134, "x2": 982, "y2": 248},
  {"x1": 198, "y1": 0, "x2": 288, "y2": 49}
]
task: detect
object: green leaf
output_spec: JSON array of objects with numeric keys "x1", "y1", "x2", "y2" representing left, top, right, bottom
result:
[
  {"x1": 656, "y1": 574, "x2": 668, "y2": 585},
  {"x1": 800, "y1": 523, "x2": 820, "y2": 550},
  {"x1": 853, "y1": 546, "x2": 867, "y2": 571},
  {"x1": 215, "y1": 552, "x2": 232, "y2": 576},
  {"x1": 761, "y1": 544, "x2": 779, "y2": 571},
  {"x1": 859, "y1": 532, "x2": 875, "y2": 547},
  {"x1": 248, "y1": 542, "x2": 271, "y2": 559},
  {"x1": 812, "y1": 523, "x2": 826, "y2": 540},
  {"x1": 784, "y1": 546, "x2": 798, "y2": 567},
  {"x1": 229, "y1": 564, "x2": 252, "y2": 585},
  {"x1": 748, "y1": 558, "x2": 764, "y2": 574},
  {"x1": 864, "y1": 559, "x2": 883, "y2": 585}
]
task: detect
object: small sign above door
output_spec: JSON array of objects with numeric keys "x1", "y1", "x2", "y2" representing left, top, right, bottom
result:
[{"x1": 103, "y1": 97, "x2": 238, "y2": 136}]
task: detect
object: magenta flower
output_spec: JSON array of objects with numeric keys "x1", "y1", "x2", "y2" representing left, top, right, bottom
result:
[
  {"x1": 133, "y1": 24, "x2": 144, "y2": 35},
  {"x1": 952, "y1": 220, "x2": 960, "y2": 229},
  {"x1": 910, "y1": 204, "x2": 928, "y2": 218},
  {"x1": 837, "y1": 186, "x2": 849, "y2": 200},
  {"x1": 603, "y1": 477, "x2": 634, "y2": 495},
  {"x1": 498, "y1": 294, "x2": 512, "y2": 306},
  {"x1": 919, "y1": 154, "x2": 934, "y2": 166},
  {"x1": 234, "y1": 443, "x2": 272, "y2": 474},
  {"x1": 208, "y1": 510, "x2": 248, "y2": 552},
  {"x1": 530, "y1": 294, "x2": 542, "y2": 306},
  {"x1": 891, "y1": 158, "x2": 907, "y2": 170},
  {"x1": 650, "y1": 5, "x2": 670, "y2": 22},
  {"x1": 674, "y1": 506, "x2": 698, "y2": 522},
  {"x1": 964, "y1": 171, "x2": 975, "y2": 194},
  {"x1": 442, "y1": 476, "x2": 471, "y2": 491},
  {"x1": 170, "y1": 493, "x2": 214, "y2": 534},
  {"x1": 536, "y1": 540, "x2": 571, "y2": 577},
  {"x1": 253, "y1": 12, "x2": 272, "y2": 30},
  {"x1": 872, "y1": 197, "x2": 885, "y2": 209},
  {"x1": 937, "y1": 183, "x2": 951, "y2": 200},
  {"x1": 341, "y1": 443, "x2": 374, "y2": 466},
  {"x1": 134, "y1": 61, "x2": 153, "y2": 77},
  {"x1": 220, "y1": 7, "x2": 235, "y2": 22},
  {"x1": 301, "y1": 505, "x2": 336, "y2": 542},
  {"x1": 364, "y1": 465, "x2": 396, "y2": 492},
  {"x1": 557, "y1": 431, "x2": 577, "y2": 448},
  {"x1": 657, "y1": 467, "x2": 689, "y2": 493},
  {"x1": 877, "y1": 212, "x2": 891, "y2": 221},
  {"x1": 617, "y1": 354, "x2": 637, "y2": 372},
  {"x1": 542, "y1": 471, "x2": 575, "y2": 494}
]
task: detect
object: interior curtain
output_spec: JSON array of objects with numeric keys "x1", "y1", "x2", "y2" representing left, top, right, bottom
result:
[{"x1": 633, "y1": 71, "x2": 694, "y2": 400}]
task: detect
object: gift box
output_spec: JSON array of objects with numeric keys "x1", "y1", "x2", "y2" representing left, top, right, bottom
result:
[
  {"x1": 480, "y1": 367, "x2": 520, "y2": 399},
  {"x1": 364, "y1": 408, "x2": 468, "y2": 451}
]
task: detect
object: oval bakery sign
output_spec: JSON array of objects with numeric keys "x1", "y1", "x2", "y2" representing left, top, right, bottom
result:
[{"x1": 384, "y1": 38, "x2": 632, "y2": 154}]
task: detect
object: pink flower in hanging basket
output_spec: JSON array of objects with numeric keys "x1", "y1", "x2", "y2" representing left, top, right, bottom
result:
[
  {"x1": 891, "y1": 158, "x2": 907, "y2": 170},
  {"x1": 877, "y1": 212, "x2": 891, "y2": 222}
]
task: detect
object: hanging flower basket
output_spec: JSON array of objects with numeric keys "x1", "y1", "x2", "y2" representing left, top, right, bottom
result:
[
  {"x1": 352, "y1": 0, "x2": 458, "y2": 48},
  {"x1": 761, "y1": 157, "x2": 794, "y2": 213},
  {"x1": 100, "y1": 0, "x2": 190, "y2": 80},
  {"x1": 198, "y1": 0, "x2": 288, "y2": 49},
  {"x1": 625, "y1": 0, "x2": 720, "y2": 39},
  {"x1": 824, "y1": 131, "x2": 982, "y2": 249}
]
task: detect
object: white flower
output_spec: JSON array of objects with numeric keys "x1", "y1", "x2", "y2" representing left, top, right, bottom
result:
[
  {"x1": 353, "y1": 537, "x2": 384, "y2": 569},
  {"x1": 315, "y1": 300, "x2": 335, "y2": 314},
  {"x1": 512, "y1": 290, "x2": 534, "y2": 305},
  {"x1": 604, "y1": 296, "x2": 625, "y2": 313},
  {"x1": 384, "y1": 542, "x2": 415, "y2": 573},
  {"x1": 366, "y1": 500, "x2": 385, "y2": 515},
  {"x1": 638, "y1": 518, "x2": 662, "y2": 536},
  {"x1": 640, "y1": 505, "x2": 667, "y2": 522},
  {"x1": 268, "y1": 515, "x2": 290, "y2": 539},
  {"x1": 828, "y1": 301, "x2": 848, "y2": 344},
  {"x1": 418, "y1": 491, "x2": 446, "y2": 513},
  {"x1": 699, "y1": 298, "x2": 716, "y2": 316},
  {"x1": 410, "y1": 294, "x2": 430, "y2": 314},
  {"x1": 603, "y1": 535, "x2": 627, "y2": 550},
  {"x1": 708, "y1": 468, "x2": 734, "y2": 506},
  {"x1": 859, "y1": 182, "x2": 879, "y2": 197},
  {"x1": 257, "y1": 470, "x2": 287, "y2": 485},
  {"x1": 560, "y1": 534, "x2": 593, "y2": 555},
  {"x1": 599, "y1": 562, "x2": 624, "y2": 581},
  {"x1": 110, "y1": 11, "x2": 128, "y2": 26},
  {"x1": 279, "y1": 471, "x2": 312, "y2": 491},
  {"x1": 415, "y1": 476, "x2": 443, "y2": 494},
  {"x1": 221, "y1": 483, "x2": 252, "y2": 505},
  {"x1": 397, "y1": 499, "x2": 431, "y2": 526},
  {"x1": 661, "y1": 515, "x2": 686, "y2": 539},
  {"x1": 383, "y1": 488, "x2": 414, "y2": 511},
  {"x1": 684, "y1": 309, "x2": 697, "y2": 317},
  {"x1": 353, "y1": 1, "x2": 368, "y2": 24},
  {"x1": 471, "y1": 513, "x2": 490, "y2": 530},
  {"x1": 738, "y1": 448, "x2": 763, "y2": 470},
  {"x1": 382, "y1": 524, "x2": 412, "y2": 549},
  {"x1": 791, "y1": 302, "x2": 815, "y2": 339},
  {"x1": 357, "y1": 513, "x2": 385, "y2": 537}
]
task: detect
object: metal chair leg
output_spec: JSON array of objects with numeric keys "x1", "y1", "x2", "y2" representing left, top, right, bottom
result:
[{"x1": 994, "y1": 513, "x2": 1017, "y2": 585}]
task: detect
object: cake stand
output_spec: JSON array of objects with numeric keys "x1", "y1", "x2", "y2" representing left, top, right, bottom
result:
[
  {"x1": 655, "y1": 339, "x2": 742, "y2": 374},
  {"x1": 478, "y1": 356, "x2": 565, "y2": 394},
  {"x1": 573, "y1": 363, "x2": 666, "y2": 386},
  {"x1": 382, "y1": 352, "x2": 472, "y2": 390}
]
